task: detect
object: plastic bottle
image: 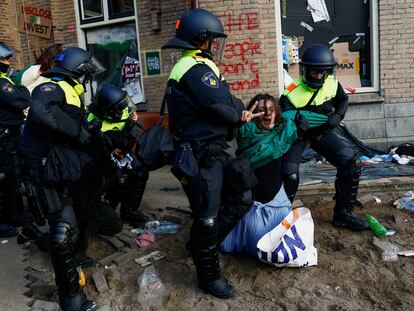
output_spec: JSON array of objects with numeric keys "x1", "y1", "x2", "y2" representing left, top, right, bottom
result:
[
  {"x1": 365, "y1": 214, "x2": 388, "y2": 238},
  {"x1": 144, "y1": 220, "x2": 181, "y2": 234},
  {"x1": 398, "y1": 198, "x2": 414, "y2": 213}
]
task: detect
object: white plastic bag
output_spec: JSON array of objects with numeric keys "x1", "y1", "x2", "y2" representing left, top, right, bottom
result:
[
  {"x1": 257, "y1": 207, "x2": 317, "y2": 267},
  {"x1": 137, "y1": 265, "x2": 165, "y2": 309}
]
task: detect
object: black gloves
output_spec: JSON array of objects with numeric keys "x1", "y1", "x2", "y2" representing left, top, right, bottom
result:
[
  {"x1": 77, "y1": 127, "x2": 91, "y2": 145},
  {"x1": 294, "y1": 112, "x2": 310, "y2": 134},
  {"x1": 327, "y1": 113, "x2": 342, "y2": 129}
]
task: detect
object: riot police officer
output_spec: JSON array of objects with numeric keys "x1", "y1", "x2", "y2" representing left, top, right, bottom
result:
[
  {"x1": 87, "y1": 83, "x2": 150, "y2": 227},
  {"x1": 0, "y1": 42, "x2": 30, "y2": 237},
  {"x1": 162, "y1": 9, "x2": 260, "y2": 299},
  {"x1": 20, "y1": 47, "x2": 105, "y2": 311},
  {"x1": 280, "y1": 43, "x2": 368, "y2": 230}
]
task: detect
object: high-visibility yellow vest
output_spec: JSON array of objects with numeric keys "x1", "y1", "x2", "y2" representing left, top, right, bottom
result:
[
  {"x1": 169, "y1": 50, "x2": 223, "y2": 82},
  {"x1": 49, "y1": 79, "x2": 82, "y2": 108},
  {"x1": 0, "y1": 72, "x2": 15, "y2": 85},
  {"x1": 283, "y1": 76, "x2": 338, "y2": 109},
  {"x1": 87, "y1": 108, "x2": 129, "y2": 132}
]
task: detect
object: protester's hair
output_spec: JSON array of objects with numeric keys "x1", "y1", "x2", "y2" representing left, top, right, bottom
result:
[
  {"x1": 247, "y1": 93, "x2": 285, "y2": 127},
  {"x1": 36, "y1": 44, "x2": 63, "y2": 72}
]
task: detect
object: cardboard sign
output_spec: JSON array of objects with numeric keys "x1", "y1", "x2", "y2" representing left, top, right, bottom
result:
[
  {"x1": 18, "y1": 5, "x2": 53, "y2": 39},
  {"x1": 332, "y1": 42, "x2": 361, "y2": 88}
]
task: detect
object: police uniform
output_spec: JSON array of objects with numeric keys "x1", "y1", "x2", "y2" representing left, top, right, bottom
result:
[
  {"x1": 167, "y1": 49, "x2": 252, "y2": 296},
  {"x1": 87, "y1": 109, "x2": 149, "y2": 228},
  {"x1": 20, "y1": 77, "x2": 102, "y2": 309},
  {"x1": 280, "y1": 75, "x2": 366, "y2": 229},
  {"x1": 0, "y1": 72, "x2": 29, "y2": 232}
]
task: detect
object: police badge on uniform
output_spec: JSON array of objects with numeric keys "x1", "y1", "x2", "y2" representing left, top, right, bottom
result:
[
  {"x1": 40, "y1": 84, "x2": 57, "y2": 92},
  {"x1": 201, "y1": 71, "x2": 219, "y2": 88},
  {"x1": 2, "y1": 82, "x2": 15, "y2": 93}
]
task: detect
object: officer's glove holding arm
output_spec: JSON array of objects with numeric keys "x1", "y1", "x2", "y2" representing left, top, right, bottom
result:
[
  {"x1": 76, "y1": 126, "x2": 92, "y2": 145},
  {"x1": 327, "y1": 112, "x2": 342, "y2": 129},
  {"x1": 294, "y1": 112, "x2": 310, "y2": 135}
]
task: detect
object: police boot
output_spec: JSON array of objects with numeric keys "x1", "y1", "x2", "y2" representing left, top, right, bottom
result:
[
  {"x1": 282, "y1": 173, "x2": 299, "y2": 203},
  {"x1": 191, "y1": 217, "x2": 236, "y2": 299},
  {"x1": 120, "y1": 169, "x2": 150, "y2": 227},
  {"x1": 60, "y1": 291, "x2": 97, "y2": 311},
  {"x1": 332, "y1": 165, "x2": 368, "y2": 230}
]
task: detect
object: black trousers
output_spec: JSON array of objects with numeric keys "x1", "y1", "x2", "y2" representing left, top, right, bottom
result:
[{"x1": 282, "y1": 129, "x2": 356, "y2": 197}]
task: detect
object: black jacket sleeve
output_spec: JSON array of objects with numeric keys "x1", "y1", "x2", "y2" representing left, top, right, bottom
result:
[
  {"x1": 333, "y1": 82, "x2": 349, "y2": 119},
  {"x1": 0, "y1": 78, "x2": 30, "y2": 111},
  {"x1": 30, "y1": 83, "x2": 81, "y2": 138},
  {"x1": 180, "y1": 64, "x2": 244, "y2": 124}
]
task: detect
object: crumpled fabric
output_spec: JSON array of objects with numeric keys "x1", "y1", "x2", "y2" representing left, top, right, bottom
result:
[
  {"x1": 135, "y1": 231, "x2": 155, "y2": 248},
  {"x1": 111, "y1": 153, "x2": 134, "y2": 169}
]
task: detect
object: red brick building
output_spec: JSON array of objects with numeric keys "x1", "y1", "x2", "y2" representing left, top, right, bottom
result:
[{"x1": 1, "y1": 0, "x2": 413, "y2": 150}]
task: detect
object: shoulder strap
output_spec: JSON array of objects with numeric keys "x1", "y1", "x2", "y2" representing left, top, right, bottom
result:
[
  {"x1": 159, "y1": 89, "x2": 168, "y2": 123},
  {"x1": 301, "y1": 88, "x2": 320, "y2": 110}
]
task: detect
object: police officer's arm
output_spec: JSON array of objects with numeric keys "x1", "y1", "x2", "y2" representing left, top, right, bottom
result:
[
  {"x1": 30, "y1": 83, "x2": 83, "y2": 138},
  {"x1": 181, "y1": 64, "x2": 244, "y2": 124},
  {"x1": 333, "y1": 82, "x2": 349, "y2": 119},
  {"x1": 0, "y1": 78, "x2": 30, "y2": 111},
  {"x1": 326, "y1": 82, "x2": 349, "y2": 128}
]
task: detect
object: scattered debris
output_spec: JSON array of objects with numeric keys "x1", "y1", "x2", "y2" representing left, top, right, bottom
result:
[
  {"x1": 160, "y1": 187, "x2": 180, "y2": 192},
  {"x1": 393, "y1": 213, "x2": 408, "y2": 226},
  {"x1": 136, "y1": 231, "x2": 155, "y2": 248},
  {"x1": 98, "y1": 252, "x2": 124, "y2": 267},
  {"x1": 31, "y1": 299, "x2": 60, "y2": 311},
  {"x1": 113, "y1": 251, "x2": 137, "y2": 267},
  {"x1": 29, "y1": 281, "x2": 56, "y2": 297},
  {"x1": 358, "y1": 193, "x2": 375, "y2": 205},
  {"x1": 397, "y1": 250, "x2": 414, "y2": 257},
  {"x1": 92, "y1": 271, "x2": 109, "y2": 293},
  {"x1": 135, "y1": 251, "x2": 165, "y2": 267},
  {"x1": 337, "y1": 235, "x2": 362, "y2": 250},
  {"x1": 1, "y1": 240, "x2": 8, "y2": 244}
]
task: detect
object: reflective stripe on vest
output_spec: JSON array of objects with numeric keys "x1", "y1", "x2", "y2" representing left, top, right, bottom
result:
[
  {"x1": 283, "y1": 76, "x2": 338, "y2": 109},
  {"x1": 49, "y1": 79, "x2": 81, "y2": 108},
  {"x1": 87, "y1": 110, "x2": 128, "y2": 132},
  {"x1": 0, "y1": 73, "x2": 15, "y2": 85},
  {"x1": 169, "y1": 50, "x2": 223, "y2": 82}
]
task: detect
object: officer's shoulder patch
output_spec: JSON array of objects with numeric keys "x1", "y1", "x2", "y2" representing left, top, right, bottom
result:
[
  {"x1": 287, "y1": 82, "x2": 298, "y2": 92},
  {"x1": 201, "y1": 71, "x2": 219, "y2": 88},
  {"x1": 1, "y1": 82, "x2": 15, "y2": 93},
  {"x1": 40, "y1": 83, "x2": 57, "y2": 92}
]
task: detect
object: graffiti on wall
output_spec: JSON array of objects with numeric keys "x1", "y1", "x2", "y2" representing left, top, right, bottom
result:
[{"x1": 216, "y1": 11, "x2": 262, "y2": 91}]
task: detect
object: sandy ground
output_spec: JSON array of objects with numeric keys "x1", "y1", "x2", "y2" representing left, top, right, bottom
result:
[{"x1": 24, "y1": 166, "x2": 414, "y2": 311}]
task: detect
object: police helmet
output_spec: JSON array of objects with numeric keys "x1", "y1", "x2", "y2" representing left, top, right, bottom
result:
[
  {"x1": 162, "y1": 9, "x2": 226, "y2": 59},
  {"x1": 300, "y1": 43, "x2": 337, "y2": 89},
  {"x1": 45, "y1": 47, "x2": 105, "y2": 80},
  {"x1": 89, "y1": 83, "x2": 135, "y2": 122},
  {"x1": 0, "y1": 42, "x2": 15, "y2": 59}
]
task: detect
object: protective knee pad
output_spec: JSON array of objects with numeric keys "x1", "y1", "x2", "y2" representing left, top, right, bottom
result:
[
  {"x1": 49, "y1": 222, "x2": 78, "y2": 252},
  {"x1": 337, "y1": 153, "x2": 361, "y2": 179},
  {"x1": 191, "y1": 217, "x2": 218, "y2": 242},
  {"x1": 283, "y1": 173, "x2": 299, "y2": 201}
]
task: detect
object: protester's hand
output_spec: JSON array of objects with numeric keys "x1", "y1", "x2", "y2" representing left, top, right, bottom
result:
[
  {"x1": 294, "y1": 112, "x2": 310, "y2": 133},
  {"x1": 129, "y1": 111, "x2": 139, "y2": 124},
  {"x1": 327, "y1": 113, "x2": 342, "y2": 129},
  {"x1": 241, "y1": 101, "x2": 264, "y2": 123},
  {"x1": 77, "y1": 127, "x2": 92, "y2": 145}
]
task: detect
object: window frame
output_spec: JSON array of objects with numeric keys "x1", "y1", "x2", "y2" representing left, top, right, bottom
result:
[
  {"x1": 276, "y1": 0, "x2": 379, "y2": 95},
  {"x1": 73, "y1": 0, "x2": 145, "y2": 104}
]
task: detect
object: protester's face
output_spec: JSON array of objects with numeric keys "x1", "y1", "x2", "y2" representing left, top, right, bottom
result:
[{"x1": 255, "y1": 99, "x2": 275, "y2": 129}]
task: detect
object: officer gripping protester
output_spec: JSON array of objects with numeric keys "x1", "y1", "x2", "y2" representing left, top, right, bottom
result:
[
  {"x1": 87, "y1": 83, "x2": 150, "y2": 228},
  {"x1": 279, "y1": 43, "x2": 368, "y2": 231},
  {"x1": 20, "y1": 47, "x2": 105, "y2": 311},
  {"x1": 0, "y1": 42, "x2": 30, "y2": 238},
  {"x1": 162, "y1": 8, "x2": 263, "y2": 299}
]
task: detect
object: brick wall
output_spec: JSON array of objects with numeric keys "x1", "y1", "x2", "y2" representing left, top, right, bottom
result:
[
  {"x1": 136, "y1": 0, "x2": 187, "y2": 110},
  {"x1": 199, "y1": 0, "x2": 281, "y2": 105},
  {"x1": 379, "y1": 0, "x2": 414, "y2": 104},
  {"x1": 0, "y1": 0, "x2": 24, "y2": 69}
]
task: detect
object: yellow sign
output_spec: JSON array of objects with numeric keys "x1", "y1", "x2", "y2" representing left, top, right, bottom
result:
[{"x1": 18, "y1": 5, "x2": 53, "y2": 39}]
